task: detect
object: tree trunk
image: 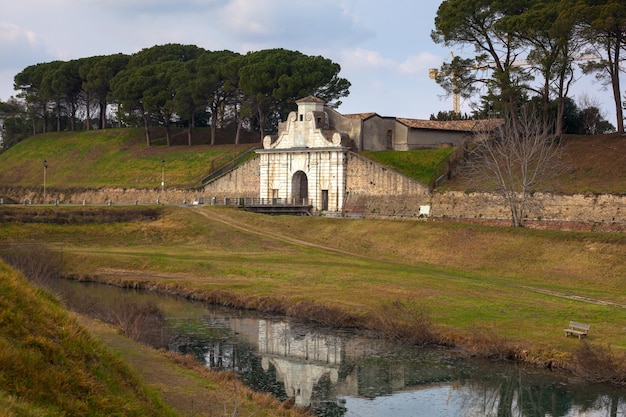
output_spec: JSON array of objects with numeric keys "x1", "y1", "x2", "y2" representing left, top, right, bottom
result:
[
  {"x1": 142, "y1": 112, "x2": 151, "y2": 147},
  {"x1": 556, "y1": 97, "x2": 565, "y2": 138},
  {"x1": 187, "y1": 112, "x2": 193, "y2": 146},
  {"x1": 610, "y1": 67, "x2": 624, "y2": 134},
  {"x1": 258, "y1": 108, "x2": 266, "y2": 140},
  {"x1": 56, "y1": 100, "x2": 61, "y2": 132},
  {"x1": 99, "y1": 100, "x2": 106, "y2": 129},
  {"x1": 210, "y1": 103, "x2": 218, "y2": 146},
  {"x1": 235, "y1": 118, "x2": 242, "y2": 145},
  {"x1": 210, "y1": 121, "x2": 216, "y2": 146},
  {"x1": 70, "y1": 101, "x2": 76, "y2": 131},
  {"x1": 85, "y1": 92, "x2": 91, "y2": 130}
]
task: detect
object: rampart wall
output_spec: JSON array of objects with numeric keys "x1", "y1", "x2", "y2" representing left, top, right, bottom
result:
[
  {"x1": 1, "y1": 154, "x2": 624, "y2": 225},
  {"x1": 344, "y1": 153, "x2": 431, "y2": 216}
]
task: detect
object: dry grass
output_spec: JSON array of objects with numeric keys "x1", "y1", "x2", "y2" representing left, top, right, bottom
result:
[
  {"x1": 443, "y1": 133, "x2": 626, "y2": 194},
  {"x1": 0, "y1": 260, "x2": 177, "y2": 416},
  {"x1": 78, "y1": 315, "x2": 313, "y2": 417},
  {"x1": 573, "y1": 342, "x2": 626, "y2": 385}
]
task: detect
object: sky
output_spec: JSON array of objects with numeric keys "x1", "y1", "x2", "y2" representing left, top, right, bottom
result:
[{"x1": 0, "y1": 0, "x2": 620, "y2": 124}]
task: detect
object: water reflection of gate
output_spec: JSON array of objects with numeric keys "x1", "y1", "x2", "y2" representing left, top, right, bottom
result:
[
  {"x1": 211, "y1": 317, "x2": 458, "y2": 408},
  {"x1": 258, "y1": 320, "x2": 341, "y2": 406}
]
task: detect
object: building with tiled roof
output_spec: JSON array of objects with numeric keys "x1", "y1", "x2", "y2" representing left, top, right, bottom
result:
[{"x1": 274, "y1": 99, "x2": 501, "y2": 152}]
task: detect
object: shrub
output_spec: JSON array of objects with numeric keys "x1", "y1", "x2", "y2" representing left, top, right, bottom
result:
[
  {"x1": 0, "y1": 243, "x2": 62, "y2": 287},
  {"x1": 371, "y1": 300, "x2": 437, "y2": 346},
  {"x1": 573, "y1": 342, "x2": 626, "y2": 385}
]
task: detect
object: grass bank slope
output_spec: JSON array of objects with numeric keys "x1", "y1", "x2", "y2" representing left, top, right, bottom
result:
[
  {"x1": 0, "y1": 128, "x2": 258, "y2": 189},
  {"x1": 442, "y1": 133, "x2": 626, "y2": 194},
  {"x1": 360, "y1": 147, "x2": 454, "y2": 185},
  {"x1": 0, "y1": 260, "x2": 176, "y2": 416}
]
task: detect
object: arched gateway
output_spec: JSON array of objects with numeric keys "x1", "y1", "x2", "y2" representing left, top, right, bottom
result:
[
  {"x1": 257, "y1": 96, "x2": 350, "y2": 213},
  {"x1": 292, "y1": 171, "x2": 308, "y2": 204}
]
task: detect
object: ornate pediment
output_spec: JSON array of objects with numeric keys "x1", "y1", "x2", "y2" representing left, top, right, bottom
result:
[{"x1": 263, "y1": 98, "x2": 344, "y2": 150}]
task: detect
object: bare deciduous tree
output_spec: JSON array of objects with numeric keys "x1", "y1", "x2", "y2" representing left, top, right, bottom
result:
[{"x1": 465, "y1": 111, "x2": 564, "y2": 227}]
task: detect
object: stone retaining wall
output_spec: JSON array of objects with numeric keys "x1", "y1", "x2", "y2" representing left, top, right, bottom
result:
[
  {"x1": 344, "y1": 153, "x2": 431, "y2": 216},
  {"x1": 202, "y1": 156, "x2": 260, "y2": 199},
  {"x1": 430, "y1": 191, "x2": 625, "y2": 223},
  {"x1": 1, "y1": 155, "x2": 624, "y2": 224}
]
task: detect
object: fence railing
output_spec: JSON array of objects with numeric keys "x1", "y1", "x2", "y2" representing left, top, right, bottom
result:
[
  {"x1": 201, "y1": 147, "x2": 261, "y2": 186},
  {"x1": 216, "y1": 197, "x2": 311, "y2": 207}
]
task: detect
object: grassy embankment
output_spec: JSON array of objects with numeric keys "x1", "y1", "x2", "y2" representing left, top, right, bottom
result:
[
  {"x1": 0, "y1": 128, "x2": 259, "y2": 189},
  {"x1": 441, "y1": 133, "x2": 626, "y2": 195},
  {"x1": 0, "y1": 128, "x2": 625, "y2": 414},
  {"x1": 0, "y1": 260, "x2": 177, "y2": 416}
]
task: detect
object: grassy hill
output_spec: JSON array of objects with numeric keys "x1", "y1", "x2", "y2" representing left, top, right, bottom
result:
[
  {"x1": 0, "y1": 128, "x2": 260, "y2": 189},
  {"x1": 0, "y1": 260, "x2": 177, "y2": 416},
  {"x1": 442, "y1": 133, "x2": 626, "y2": 195},
  {"x1": 1, "y1": 206, "x2": 624, "y2": 383},
  {"x1": 361, "y1": 147, "x2": 454, "y2": 185}
]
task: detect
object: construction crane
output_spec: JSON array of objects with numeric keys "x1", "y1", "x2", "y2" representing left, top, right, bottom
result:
[{"x1": 429, "y1": 53, "x2": 461, "y2": 115}]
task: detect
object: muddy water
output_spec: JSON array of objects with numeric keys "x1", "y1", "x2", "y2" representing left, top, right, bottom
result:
[{"x1": 53, "y1": 279, "x2": 626, "y2": 417}]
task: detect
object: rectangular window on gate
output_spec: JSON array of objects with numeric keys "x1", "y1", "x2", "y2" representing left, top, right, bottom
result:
[{"x1": 321, "y1": 190, "x2": 329, "y2": 211}]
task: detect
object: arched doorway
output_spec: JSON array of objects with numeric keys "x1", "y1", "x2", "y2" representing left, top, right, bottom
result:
[{"x1": 292, "y1": 171, "x2": 308, "y2": 204}]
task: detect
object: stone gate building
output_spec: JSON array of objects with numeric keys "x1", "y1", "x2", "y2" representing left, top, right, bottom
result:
[{"x1": 257, "y1": 96, "x2": 352, "y2": 212}]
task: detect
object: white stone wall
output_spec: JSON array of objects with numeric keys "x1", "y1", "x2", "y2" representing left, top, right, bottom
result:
[
  {"x1": 258, "y1": 97, "x2": 349, "y2": 212},
  {"x1": 343, "y1": 153, "x2": 431, "y2": 216},
  {"x1": 258, "y1": 149, "x2": 347, "y2": 212}
]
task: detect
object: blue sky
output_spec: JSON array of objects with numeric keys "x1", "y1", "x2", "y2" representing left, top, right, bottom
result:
[{"x1": 0, "y1": 0, "x2": 619, "y2": 123}]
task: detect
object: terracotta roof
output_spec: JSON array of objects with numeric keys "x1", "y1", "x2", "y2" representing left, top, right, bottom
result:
[
  {"x1": 396, "y1": 118, "x2": 504, "y2": 132},
  {"x1": 343, "y1": 112, "x2": 378, "y2": 120}
]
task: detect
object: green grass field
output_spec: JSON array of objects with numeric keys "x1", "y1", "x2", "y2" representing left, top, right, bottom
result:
[
  {"x1": 2, "y1": 129, "x2": 624, "y2": 194},
  {"x1": 1, "y1": 128, "x2": 625, "y2": 402}
]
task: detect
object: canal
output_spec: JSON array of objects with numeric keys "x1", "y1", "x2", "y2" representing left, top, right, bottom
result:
[{"x1": 51, "y1": 279, "x2": 625, "y2": 417}]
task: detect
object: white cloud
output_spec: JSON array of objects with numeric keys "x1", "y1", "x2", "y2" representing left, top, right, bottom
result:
[
  {"x1": 398, "y1": 52, "x2": 442, "y2": 75},
  {"x1": 0, "y1": 21, "x2": 51, "y2": 71},
  {"x1": 339, "y1": 49, "x2": 443, "y2": 77},
  {"x1": 94, "y1": 0, "x2": 226, "y2": 15},
  {"x1": 339, "y1": 48, "x2": 394, "y2": 71},
  {"x1": 214, "y1": 0, "x2": 373, "y2": 50}
]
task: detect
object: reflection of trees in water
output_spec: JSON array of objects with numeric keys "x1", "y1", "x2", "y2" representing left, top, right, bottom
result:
[
  {"x1": 458, "y1": 366, "x2": 585, "y2": 417},
  {"x1": 49, "y1": 280, "x2": 626, "y2": 417},
  {"x1": 310, "y1": 372, "x2": 347, "y2": 417},
  {"x1": 595, "y1": 393, "x2": 626, "y2": 417}
]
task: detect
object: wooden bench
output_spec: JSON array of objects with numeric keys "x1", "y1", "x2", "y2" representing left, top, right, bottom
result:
[{"x1": 564, "y1": 321, "x2": 590, "y2": 339}]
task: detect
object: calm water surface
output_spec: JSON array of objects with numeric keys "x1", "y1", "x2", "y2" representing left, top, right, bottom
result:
[{"x1": 53, "y1": 279, "x2": 625, "y2": 417}]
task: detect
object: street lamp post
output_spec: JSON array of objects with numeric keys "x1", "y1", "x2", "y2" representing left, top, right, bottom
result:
[
  {"x1": 43, "y1": 160, "x2": 48, "y2": 204},
  {"x1": 161, "y1": 159, "x2": 165, "y2": 192}
]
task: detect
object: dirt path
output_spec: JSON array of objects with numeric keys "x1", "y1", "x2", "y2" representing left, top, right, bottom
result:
[{"x1": 519, "y1": 286, "x2": 626, "y2": 309}]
